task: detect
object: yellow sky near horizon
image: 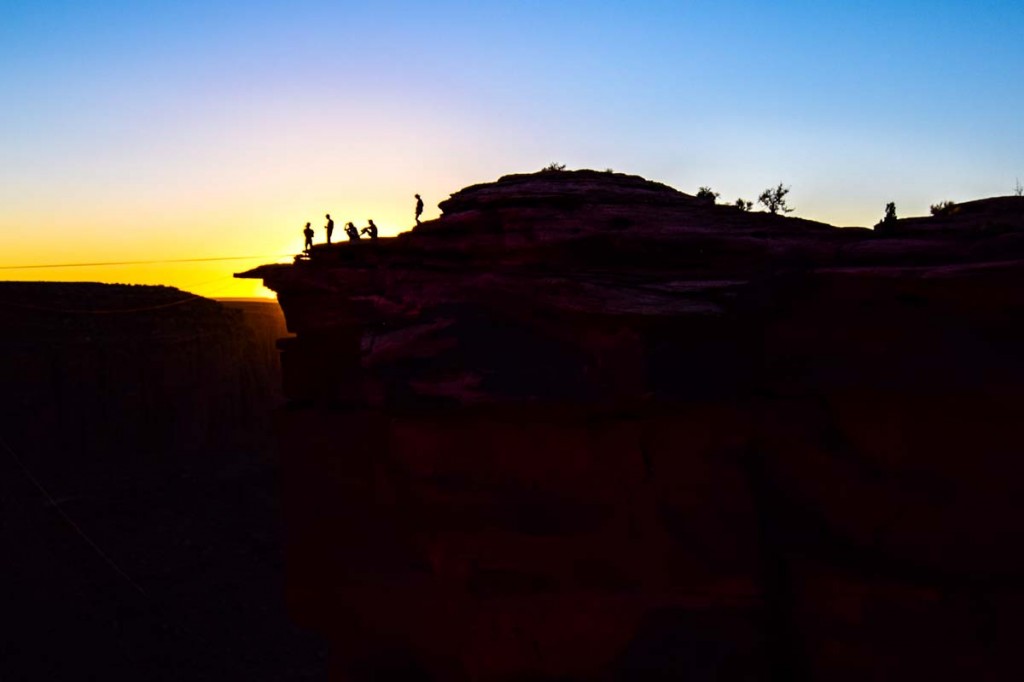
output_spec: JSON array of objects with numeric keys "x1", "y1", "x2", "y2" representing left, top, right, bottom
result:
[
  {"x1": 0, "y1": 190, "x2": 432, "y2": 299},
  {"x1": 0, "y1": 79, "x2": 457, "y2": 300},
  {"x1": 5, "y1": 2, "x2": 1023, "y2": 303}
]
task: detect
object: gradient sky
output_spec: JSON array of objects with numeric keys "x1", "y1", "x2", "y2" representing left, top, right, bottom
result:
[{"x1": 3, "y1": 1, "x2": 1022, "y2": 298}]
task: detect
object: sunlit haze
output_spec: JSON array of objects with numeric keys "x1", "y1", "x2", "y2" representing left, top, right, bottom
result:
[{"x1": 3, "y1": 1, "x2": 1022, "y2": 298}]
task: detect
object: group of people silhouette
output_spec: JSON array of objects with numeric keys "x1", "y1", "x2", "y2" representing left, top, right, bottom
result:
[
  {"x1": 303, "y1": 216, "x2": 376, "y2": 250},
  {"x1": 301, "y1": 194, "x2": 425, "y2": 252}
]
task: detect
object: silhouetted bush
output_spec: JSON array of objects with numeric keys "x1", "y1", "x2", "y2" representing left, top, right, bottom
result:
[
  {"x1": 875, "y1": 202, "x2": 897, "y2": 232},
  {"x1": 542, "y1": 162, "x2": 567, "y2": 172},
  {"x1": 696, "y1": 186, "x2": 719, "y2": 204},
  {"x1": 930, "y1": 200, "x2": 957, "y2": 216},
  {"x1": 734, "y1": 198, "x2": 753, "y2": 211},
  {"x1": 758, "y1": 183, "x2": 793, "y2": 214},
  {"x1": 1014, "y1": 178, "x2": 1023, "y2": 197}
]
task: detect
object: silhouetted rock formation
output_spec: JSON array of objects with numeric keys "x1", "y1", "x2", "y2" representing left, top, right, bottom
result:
[
  {"x1": 0, "y1": 284, "x2": 285, "y2": 486},
  {"x1": 240, "y1": 171, "x2": 1024, "y2": 680},
  {"x1": 0, "y1": 283, "x2": 324, "y2": 680}
]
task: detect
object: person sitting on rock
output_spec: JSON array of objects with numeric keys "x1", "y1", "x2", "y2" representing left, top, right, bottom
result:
[
  {"x1": 302, "y1": 222, "x2": 314, "y2": 251},
  {"x1": 345, "y1": 222, "x2": 360, "y2": 241},
  {"x1": 360, "y1": 219, "x2": 378, "y2": 240}
]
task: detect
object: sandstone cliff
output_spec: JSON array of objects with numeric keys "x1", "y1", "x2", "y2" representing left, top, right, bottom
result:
[{"x1": 240, "y1": 171, "x2": 1024, "y2": 680}]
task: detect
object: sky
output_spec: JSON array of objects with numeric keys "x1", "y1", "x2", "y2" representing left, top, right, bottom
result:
[{"x1": 2, "y1": 1, "x2": 1022, "y2": 298}]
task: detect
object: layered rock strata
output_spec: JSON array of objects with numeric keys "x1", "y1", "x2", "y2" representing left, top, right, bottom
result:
[{"x1": 240, "y1": 170, "x2": 1024, "y2": 680}]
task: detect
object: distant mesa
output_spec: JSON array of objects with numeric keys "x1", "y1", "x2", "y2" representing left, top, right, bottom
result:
[{"x1": 0, "y1": 281, "x2": 287, "y2": 478}]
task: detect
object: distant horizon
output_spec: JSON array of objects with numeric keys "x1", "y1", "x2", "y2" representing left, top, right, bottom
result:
[
  {"x1": 4, "y1": 2, "x2": 1021, "y2": 297},
  {"x1": 0, "y1": 277, "x2": 281, "y2": 302},
  {"x1": 2, "y1": 170, "x2": 1022, "y2": 300}
]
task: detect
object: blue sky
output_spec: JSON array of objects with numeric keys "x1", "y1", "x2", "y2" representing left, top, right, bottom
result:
[{"x1": 2, "y1": 1, "x2": 1022, "y2": 295}]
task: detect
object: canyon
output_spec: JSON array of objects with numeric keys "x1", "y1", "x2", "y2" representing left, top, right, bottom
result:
[{"x1": 0, "y1": 284, "x2": 325, "y2": 680}]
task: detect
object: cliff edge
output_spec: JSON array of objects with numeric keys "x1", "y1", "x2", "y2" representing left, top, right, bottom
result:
[{"x1": 239, "y1": 171, "x2": 1024, "y2": 680}]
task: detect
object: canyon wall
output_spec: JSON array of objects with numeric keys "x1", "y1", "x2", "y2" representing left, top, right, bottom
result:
[
  {"x1": 241, "y1": 171, "x2": 1024, "y2": 680},
  {"x1": 0, "y1": 285, "x2": 286, "y2": 485},
  {"x1": 0, "y1": 284, "x2": 329, "y2": 680}
]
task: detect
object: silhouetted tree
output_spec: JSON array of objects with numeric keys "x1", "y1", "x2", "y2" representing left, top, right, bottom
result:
[
  {"x1": 930, "y1": 200, "x2": 956, "y2": 216},
  {"x1": 875, "y1": 202, "x2": 897, "y2": 232},
  {"x1": 758, "y1": 183, "x2": 793, "y2": 214},
  {"x1": 696, "y1": 186, "x2": 719, "y2": 204},
  {"x1": 734, "y1": 198, "x2": 753, "y2": 211},
  {"x1": 542, "y1": 162, "x2": 567, "y2": 172}
]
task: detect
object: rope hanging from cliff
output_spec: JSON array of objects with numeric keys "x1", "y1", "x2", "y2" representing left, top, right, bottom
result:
[{"x1": 0, "y1": 434, "x2": 148, "y2": 596}]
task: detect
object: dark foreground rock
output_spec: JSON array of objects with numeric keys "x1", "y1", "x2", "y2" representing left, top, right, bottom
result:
[
  {"x1": 0, "y1": 284, "x2": 326, "y2": 680},
  {"x1": 239, "y1": 171, "x2": 1024, "y2": 680}
]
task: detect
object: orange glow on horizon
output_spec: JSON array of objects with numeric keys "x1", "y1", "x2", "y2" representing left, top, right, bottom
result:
[{"x1": 0, "y1": 185, "x2": 434, "y2": 299}]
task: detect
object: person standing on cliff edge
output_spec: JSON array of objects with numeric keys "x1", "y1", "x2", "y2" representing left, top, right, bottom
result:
[
  {"x1": 414, "y1": 194, "x2": 424, "y2": 225},
  {"x1": 303, "y1": 222, "x2": 314, "y2": 252},
  {"x1": 325, "y1": 214, "x2": 334, "y2": 244}
]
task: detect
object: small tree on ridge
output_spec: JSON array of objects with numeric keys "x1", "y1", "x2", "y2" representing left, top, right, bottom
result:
[
  {"x1": 758, "y1": 183, "x2": 793, "y2": 214},
  {"x1": 696, "y1": 186, "x2": 719, "y2": 204},
  {"x1": 875, "y1": 202, "x2": 897, "y2": 232}
]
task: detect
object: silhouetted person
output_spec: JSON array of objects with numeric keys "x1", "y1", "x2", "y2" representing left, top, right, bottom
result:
[
  {"x1": 360, "y1": 219, "x2": 378, "y2": 240},
  {"x1": 303, "y1": 222, "x2": 314, "y2": 251},
  {"x1": 414, "y1": 194, "x2": 424, "y2": 225},
  {"x1": 325, "y1": 214, "x2": 334, "y2": 244},
  {"x1": 345, "y1": 222, "x2": 360, "y2": 241}
]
